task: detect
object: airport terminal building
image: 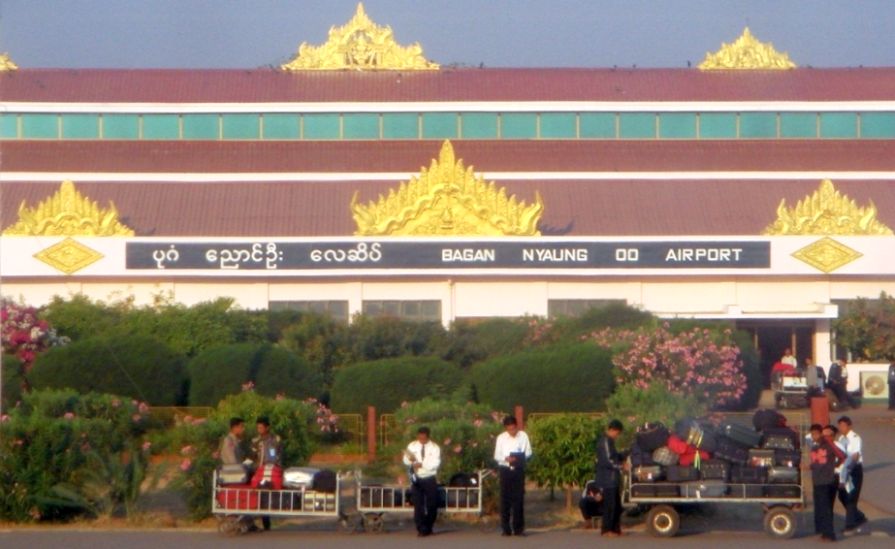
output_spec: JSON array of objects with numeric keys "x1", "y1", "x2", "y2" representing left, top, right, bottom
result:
[{"x1": 3, "y1": 5, "x2": 895, "y2": 379}]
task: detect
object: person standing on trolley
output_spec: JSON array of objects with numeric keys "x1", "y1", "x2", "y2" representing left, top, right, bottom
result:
[
  {"x1": 494, "y1": 415, "x2": 532, "y2": 537},
  {"x1": 403, "y1": 426, "x2": 441, "y2": 537}
]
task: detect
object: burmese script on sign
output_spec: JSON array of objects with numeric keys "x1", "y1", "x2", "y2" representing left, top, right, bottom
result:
[{"x1": 126, "y1": 241, "x2": 770, "y2": 271}]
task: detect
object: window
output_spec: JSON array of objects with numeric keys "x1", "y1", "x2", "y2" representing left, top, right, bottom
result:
[
  {"x1": 658, "y1": 113, "x2": 696, "y2": 139},
  {"x1": 222, "y1": 114, "x2": 259, "y2": 139},
  {"x1": 780, "y1": 113, "x2": 816, "y2": 138},
  {"x1": 579, "y1": 113, "x2": 616, "y2": 138},
  {"x1": 0, "y1": 114, "x2": 18, "y2": 138},
  {"x1": 548, "y1": 299, "x2": 625, "y2": 318},
  {"x1": 262, "y1": 114, "x2": 300, "y2": 139},
  {"x1": 343, "y1": 113, "x2": 380, "y2": 139},
  {"x1": 422, "y1": 113, "x2": 457, "y2": 138},
  {"x1": 539, "y1": 113, "x2": 576, "y2": 138},
  {"x1": 860, "y1": 112, "x2": 895, "y2": 138},
  {"x1": 382, "y1": 113, "x2": 418, "y2": 139},
  {"x1": 362, "y1": 300, "x2": 442, "y2": 322},
  {"x1": 460, "y1": 113, "x2": 498, "y2": 138},
  {"x1": 21, "y1": 114, "x2": 57, "y2": 138},
  {"x1": 142, "y1": 114, "x2": 179, "y2": 139},
  {"x1": 303, "y1": 114, "x2": 340, "y2": 139},
  {"x1": 501, "y1": 113, "x2": 537, "y2": 138},
  {"x1": 819, "y1": 113, "x2": 857, "y2": 138},
  {"x1": 61, "y1": 114, "x2": 99, "y2": 139},
  {"x1": 618, "y1": 113, "x2": 655, "y2": 138},
  {"x1": 102, "y1": 114, "x2": 139, "y2": 139},
  {"x1": 699, "y1": 113, "x2": 737, "y2": 138},
  {"x1": 739, "y1": 112, "x2": 776, "y2": 138},
  {"x1": 182, "y1": 114, "x2": 219, "y2": 139},
  {"x1": 268, "y1": 300, "x2": 350, "y2": 322}
]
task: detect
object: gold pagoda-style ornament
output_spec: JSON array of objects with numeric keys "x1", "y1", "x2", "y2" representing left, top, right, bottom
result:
[
  {"x1": 763, "y1": 179, "x2": 893, "y2": 236},
  {"x1": 352, "y1": 141, "x2": 543, "y2": 236},
  {"x1": 0, "y1": 52, "x2": 18, "y2": 71},
  {"x1": 698, "y1": 27, "x2": 796, "y2": 70},
  {"x1": 2, "y1": 180, "x2": 135, "y2": 236},
  {"x1": 33, "y1": 238, "x2": 105, "y2": 275},
  {"x1": 281, "y1": 2, "x2": 438, "y2": 71}
]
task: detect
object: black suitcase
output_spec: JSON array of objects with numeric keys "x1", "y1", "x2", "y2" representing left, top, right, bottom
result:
[
  {"x1": 448, "y1": 472, "x2": 477, "y2": 487},
  {"x1": 761, "y1": 427, "x2": 800, "y2": 451},
  {"x1": 667, "y1": 465, "x2": 699, "y2": 482},
  {"x1": 700, "y1": 459, "x2": 731, "y2": 481},
  {"x1": 683, "y1": 480, "x2": 729, "y2": 498},
  {"x1": 748, "y1": 449, "x2": 775, "y2": 468},
  {"x1": 774, "y1": 448, "x2": 802, "y2": 467},
  {"x1": 631, "y1": 442, "x2": 656, "y2": 466},
  {"x1": 631, "y1": 484, "x2": 680, "y2": 498},
  {"x1": 634, "y1": 465, "x2": 664, "y2": 482},
  {"x1": 312, "y1": 469, "x2": 337, "y2": 493},
  {"x1": 730, "y1": 464, "x2": 768, "y2": 484},
  {"x1": 767, "y1": 466, "x2": 799, "y2": 484},
  {"x1": 636, "y1": 422, "x2": 670, "y2": 452},
  {"x1": 764, "y1": 485, "x2": 801, "y2": 499},
  {"x1": 714, "y1": 437, "x2": 749, "y2": 465},
  {"x1": 752, "y1": 409, "x2": 785, "y2": 432},
  {"x1": 720, "y1": 422, "x2": 762, "y2": 448}
]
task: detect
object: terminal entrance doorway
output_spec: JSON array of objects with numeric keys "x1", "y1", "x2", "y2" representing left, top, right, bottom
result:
[{"x1": 735, "y1": 320, "x2": 814, "y2": 388}]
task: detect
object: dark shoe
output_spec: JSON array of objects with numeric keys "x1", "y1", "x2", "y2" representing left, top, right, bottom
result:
[
  {"x1": 514, "y1": 532, "x2": 526, "y2": 537},
  {"x1": 501, "y1": 531, "x2": 512, "y2": 537}
]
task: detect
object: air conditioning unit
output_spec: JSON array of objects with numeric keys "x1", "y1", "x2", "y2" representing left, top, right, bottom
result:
[{"x1": 860, "y1": 371, "x2": 890, "y2": 400}]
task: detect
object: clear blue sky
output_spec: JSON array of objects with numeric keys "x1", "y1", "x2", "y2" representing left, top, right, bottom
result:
[{"x1": 1, "y1": 0, "x2": 894, "y2": 69}]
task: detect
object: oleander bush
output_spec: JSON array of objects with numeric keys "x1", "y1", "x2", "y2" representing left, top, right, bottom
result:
[
  {"x1": 330, "y1": 356, "x2": 462, "y2": 414},
  {"x1": 29, "y1": 335, "x2": 187, "y2": 406},
  {"x1": 187, "y1": 343, "x2": 322, "y2": 406},
  {"x1": 469, "y1": 343, "x2": 615, "y2": 413},
  {"x1": 0, "y1": 389, "x2": 150, "y2": 522}
]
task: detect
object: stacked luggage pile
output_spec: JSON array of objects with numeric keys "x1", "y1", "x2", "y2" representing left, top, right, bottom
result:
[
  {"x1": 216, "y1": 465, "x2": 339, "y2": 513},
  {"x1": 629, "y1": 409, "x2": 802, "y2": 499}
]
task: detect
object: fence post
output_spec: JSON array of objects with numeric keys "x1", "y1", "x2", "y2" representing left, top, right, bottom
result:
[
  {"x1": 514, "y1": 405, "x2": 524, "y2": 430},
  {"x1": 367, "y1": 406, "x2": 377, "y2": 461}
]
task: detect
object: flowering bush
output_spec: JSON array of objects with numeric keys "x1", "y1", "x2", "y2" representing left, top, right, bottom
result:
[
  {"x1": 585, "y1": 322, "x2": 747, "y2": 407},
  {"x1": 1, "y1": 298, "x2": 68, "y2": 367},
  {"x1": 0, "y1": 389, "x2": 150, "y2": 521}
]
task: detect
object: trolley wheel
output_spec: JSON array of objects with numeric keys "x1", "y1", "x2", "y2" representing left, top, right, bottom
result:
[
  {"x1": 764, "y1": 506, "x2": 796, "y2": 539},
  {"x1": 646, "y1": 505, "x2": 680, "y2": 538},
  {"x1": 362, "y1": 512, "x2": 385, "y2": 533}
]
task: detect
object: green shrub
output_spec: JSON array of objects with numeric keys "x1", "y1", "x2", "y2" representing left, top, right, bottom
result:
[
  {"x1": 330, "y1": 356, "x2": 462, "y2": 414},
  {"x1": 40, "y1": 294, "x2": 123, "y2": 343},
  {"x1": 469, "y1": 343, "x2": 615, "y2": 413},
  {"x1": 605, "y1": 383, "x2": 706, "y2": 447},
  {"x1": 0, "y1": 389, "x2": 150, "y2": 521},
  {"x1": 527, "y1": 414, "x2": 605, "y2": 491},
  {"x1": 547, "y1": 303, "x2": 656, "y2": 343},
  {"x1": 279, "y1": 312, "x2": 350, "y2": 387},
  {"x1": 187, "y1": 343, "x2": 321, "y2": 406},
  {"x1": 2, "y1": 354, "x2": 25, "y2": 411},
  {"x1": 29, "y1": 335, "x2": 186, "y2": 405},
  {"x1": 345, "y1": 316, "x2": 447, "y2": 362},
  {"x1": 834, "y1": 292, "x2": 895, "y2": 361},
  {"x1": 441, "y1": 318, "x2": 532, "y2": 367},
  {"x1": 169, "y1": 391, "x2": 316, "y2": 519},
  {"x1": 732, "y1": 331, "x2": 762, "y2": 410}
]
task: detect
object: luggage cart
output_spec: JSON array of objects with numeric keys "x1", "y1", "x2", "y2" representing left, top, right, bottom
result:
[
  {"x1": 355, "y1": 470, "x2": 488, "y2": 533},
  {"x1": 212, "y1": 470, "x2": 343, "y2": 535},
  {"x1": 774, "y1": 374, "x2": 810, "y2": 409}
]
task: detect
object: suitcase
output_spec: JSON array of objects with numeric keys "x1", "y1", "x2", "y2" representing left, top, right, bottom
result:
[
  {"x1": 730, "y1": 464, "x2": 768, "y2": 484},
  {"x1": 218, "y1": 464, "x2": 249, "y2": 485},
  {"x1": 635, "y1": 422, "x2": 670, "y2": 452},
  {"x1": 217, "y1": 484, "x2": 259, "y2": 510},
  {"x1": 683, "y1": 480, "x2": 729, "y2": 498},
  {"x1": 652, "y1": 446, "x2": 678, "y2": 466},
  {"x1": 752, "y1": 409, "x2": 785, "y2": 431},
  {"x1": 312, "y1": 469, "x2": 337, "y2": 493},
  {"x1": 748, "y1": 449, "x2": 775, "y2": 468},
  {"x1": 667, "y1": 465, "x2": 699, "y2": 482},
  {"x1": 761, "y1": 427, "x2": 800, "y2": 451},
  {"x1": 767, "y1": 466, "x2": 799, "y2": 484},
  {"x1": 631, "y1": 443, "x2": 656, "y2": 466},
  {"x1": 634, "y1": 465, "x2": 664, "y2": 482},
  {"x1": 283, "y1": 466, "x2": 319, "y2": 489},
  {"x1": 700, "y1": 459, "x2": 730, "y2": 481},
  {"x1": 764, "y1": 485, "x2": 801, "y2": 499},
  {"x1": 631, "y1": 484, "x2": 680, "y2": 498},
  {"x1": 774, "y1": 448, "x2": 802, "y2": 468},
  {"x1": 720, "y1": 422, "x2": 762, "y2": 448},
  {"x1": 448, "y1": 472, "x2": 478, "y2": 487},
  {"x1": 251, "y1": 464, "x2": 283, "y2": 489},
  {"x1": 714, "y1": 437, "x2": 749, "y2": 465}
]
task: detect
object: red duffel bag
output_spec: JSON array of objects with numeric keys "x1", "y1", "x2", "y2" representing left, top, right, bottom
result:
[{"x1": 251, "y1": 464, "x2": 284, "y2": 490}]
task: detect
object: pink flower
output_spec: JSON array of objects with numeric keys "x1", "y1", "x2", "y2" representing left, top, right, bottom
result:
[
  {"x1": 443, "y1": 438, "x2": 452, "y2": 445},
  {"x1": 0, "y1": 414, "x2": 9, "y2": 423},
  {"x1": 400, "y1": 401, "x2": 409, "y2": 408},
  {"x1": 453, "y1": 445, "x2": 462, "y2": 454},
  {"x1": 132, "y1": 414, "x2": 142, "y2": 422},
  {"x1": 180, "y1": 445, "x2": 194, "y2": 456},
  {"x1": 473, "y1": 419, "x2": 483, "y2": 428},
  {"x1": 180, "y1": 458, "x2": 192, "y2": 472},
  {"x1": 111, "y1": 399, "x2": 121, "y2": 408},
  {"x1": 142, "y1": 441, "x2": 152, "y2": 452},
  {"x1": 63, "y1": 412, "x2": 75, "y2": 420}
]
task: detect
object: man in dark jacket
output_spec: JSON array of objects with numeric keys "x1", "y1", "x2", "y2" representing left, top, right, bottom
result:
[
  {"x1": 888, "y1": 362, "x2": 895, "y2": 410},
  {"x1": 595, "y1": 419, "x2": 628, "y2": 537},
  {"x1": 810, "y1": 423, "x2": 845, "y2": 541}
]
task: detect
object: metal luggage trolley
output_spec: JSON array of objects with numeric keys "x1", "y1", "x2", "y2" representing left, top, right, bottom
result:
[
  {"x1": 355, "y1": 470, "x2": 488, "y2": 533},
  {"x1": 774, "y1": 374, "x2": 810, "y2": 409},
  {"x1": 624, "y1": 413, "x2": 806, "y2": 539},
  {"x1": 212, "y1": 470, "x2": 343, "y2": 535}
]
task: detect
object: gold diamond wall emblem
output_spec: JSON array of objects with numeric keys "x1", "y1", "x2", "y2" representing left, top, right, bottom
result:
[
  {"x1": 34, "y1": 238, "x2": 104, "y2": 274},
  {"x1": 792, "y1": 237, "x2": 862, "y2": 273}
]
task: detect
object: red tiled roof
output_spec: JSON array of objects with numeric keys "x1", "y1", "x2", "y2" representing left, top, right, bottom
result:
[
  {"x1": 3, "y1": 68, "x2": 895, "y2": 103},
  {"x1": 3, "y1": 180, "x2": 895, "y2": 237},
  {"x1": 4, "y1": 140, "x2": 895, "y2": 173}
]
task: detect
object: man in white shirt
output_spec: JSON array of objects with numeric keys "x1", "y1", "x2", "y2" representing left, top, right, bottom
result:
[
  {"x1": 493, "y1": 415, "x2": 533, "y2": 536},
  {"x1": 403, "y1": 426, "x2": 441, "y2": 537},
  {"x1": 781, "y1": 348, "x2": 798, "y2": 368},
  {"x1": 836, "y1": 416, "x2": 867, "y2": 532}
]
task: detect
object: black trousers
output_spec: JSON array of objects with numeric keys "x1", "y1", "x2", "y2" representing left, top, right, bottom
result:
[
  {"x1": 814, "y1": 482, "x2": 837, "y2": 540},
  {"x1": 499, "y1": 467, "x2": 525, "y2": 534},
  {"x1": 412, "y1": 476, "x2": 439, "y2": 534},
  {"x1": 889, "y1": 382, "x2": 895, "y2": 409},
  {"x1": 838, "y1": 464, "x2": 866, "y2": 528},
  {"x1": 601, "y1": 487, "x2": 621, "y2": 534}
]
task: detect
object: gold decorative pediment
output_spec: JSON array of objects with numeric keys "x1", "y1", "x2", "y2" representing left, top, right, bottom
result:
[
  {"x1": 34, "y1": 238, "x2": 104, "y2": 275},
  {"x1": 281, "y1": 3, "x2": 438, "y2": 71},
  {"x1": 763, "y1": 180, "x2": 892, "y2": 236},
  {"x1": 792, "y1": 237, "x2": 862, "y2": 273},
  {"x1": 2, "y1": 180, "x2": 135, "y2": 236},
  {"x1": 0, "y1": 52, "x2": 18, "y2": 71},
  {"x1": 351, "y1": 141, "x2": 543, "y2": 236},
  {"x1": 699, "y1": 28, "x2": 796, "y2": 70}
]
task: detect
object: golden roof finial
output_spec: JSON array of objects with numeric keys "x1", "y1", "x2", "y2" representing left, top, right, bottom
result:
[
  {"x1": 763, "y1": 179, "x2": 892, "y2": 236},
  {"x1": 351, "y1": 141, "x2": 543, "y2": 236},
  {"x1": 699, "y1": 27, "x2": 796, "y2": 70},
  {"x1": 0, "y1": 52, "x2": 18, "y2": 71},
  {"x1": 2, "y1": 180, "x2": 135, "y2": 236},
  {"x1": 281, "y1": 2, "x2": 438, "y2": 71}
]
